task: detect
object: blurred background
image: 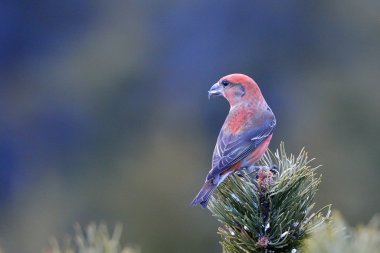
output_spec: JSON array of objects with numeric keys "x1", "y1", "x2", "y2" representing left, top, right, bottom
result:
[{"x1": 0, "y1": 0, "x2": 379, "y2": 252}]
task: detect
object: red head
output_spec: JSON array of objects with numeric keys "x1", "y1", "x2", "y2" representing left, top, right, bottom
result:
[{"x1": 208, "y1": 73, "x2": 265, "y2": 107}]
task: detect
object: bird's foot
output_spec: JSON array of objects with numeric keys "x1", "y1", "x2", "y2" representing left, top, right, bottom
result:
[
  {"x1": 236, "y1": 164, "x2": 278, "y2": 179},
  {"x1": 246, "y1": 164, "x2": 278, "y2": 178},
  {"x1": 246, "y1": 165, "x2": 272, "y2": 173},
  {"x1": 236, "y1": 171, "x2": 245, "y2": 177},
  {"x1": 269, "y1": 164, "x2": 279, "y2": 175}
]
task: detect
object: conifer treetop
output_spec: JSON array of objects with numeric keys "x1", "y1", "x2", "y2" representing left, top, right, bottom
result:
[{"x1": 208, "y1": 143, "x2": 331, "y2": 253}]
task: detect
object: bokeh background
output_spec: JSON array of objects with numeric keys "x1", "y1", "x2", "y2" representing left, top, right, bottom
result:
[{"x1": 0, "y1": 1, "x2": 379, "y2": 252}]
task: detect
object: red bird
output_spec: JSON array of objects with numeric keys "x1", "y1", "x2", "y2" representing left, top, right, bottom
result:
[{"x1": 191, "y1": 74, "x2": 276, "y2": 208}]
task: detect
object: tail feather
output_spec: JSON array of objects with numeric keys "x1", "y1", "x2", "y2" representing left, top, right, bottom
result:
[{"x1": 191, "y1": 180, "x2": 217, "y2": 208}]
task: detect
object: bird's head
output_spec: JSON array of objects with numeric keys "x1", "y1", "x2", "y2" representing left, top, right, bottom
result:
[{"x1": 208, "y1": 73, "x2": 263, "y2": 106}]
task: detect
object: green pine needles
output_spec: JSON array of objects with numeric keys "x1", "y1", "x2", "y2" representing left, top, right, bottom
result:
[
  {"x1": 303, "y1": 212, "x2": 380, "y2": 253},
  {"x1": 48, "y1": 223, "x2": 139, "y2": 253},
  {"x1": 208, "y1": 143, "x2": 331, "y2": 253}
]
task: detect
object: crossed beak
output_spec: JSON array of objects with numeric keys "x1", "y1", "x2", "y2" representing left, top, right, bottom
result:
[{"x1": 208, "y1": 82, "x2": 223, "y2": 99}]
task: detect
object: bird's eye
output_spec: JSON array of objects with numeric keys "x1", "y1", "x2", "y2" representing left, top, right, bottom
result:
[{"x1": 221, "y1": 80, "x2": 230, "y2": 87}]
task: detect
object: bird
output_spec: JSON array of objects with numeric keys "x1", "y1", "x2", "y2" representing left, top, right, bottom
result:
[{"x1": 191, "y1": 73, "x2": 276, "y2": 208}]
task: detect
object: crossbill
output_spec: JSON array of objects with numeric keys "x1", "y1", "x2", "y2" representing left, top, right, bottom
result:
[{"x1": 191, "y1": 74, "x2": 276, "y2": 208}]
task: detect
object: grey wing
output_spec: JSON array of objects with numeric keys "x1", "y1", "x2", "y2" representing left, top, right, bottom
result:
[{"x1": 207, "y1": 111, "x2": 276, "y2": 181}]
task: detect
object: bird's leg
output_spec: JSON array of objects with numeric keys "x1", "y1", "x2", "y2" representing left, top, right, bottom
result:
[
  {"x1": 247, "y1": 164, "x2": 265, "y2": 174},
  {"x1": 247, "y1": 164, "x2": 279, "y2": 176},
  {"x1": 236, "y1": 164, "x2": 278, "y2": 178},
  {"x1": 270, "y1": 164, "x2": 279, "y2": 174},
  {"x1": 236, "y1": 171, "x2": 245, "y2": 177}
]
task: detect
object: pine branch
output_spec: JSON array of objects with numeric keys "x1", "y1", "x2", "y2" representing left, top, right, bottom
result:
[
  {"x1": 47, "y1": 223, "x2": 139, "y2": 253},
  {"x1": 208, "y1": 143, "x2": 331, "y2": 253},
  {"x1": 303, "y1": 212, "x2": 380, "y2": 253}
]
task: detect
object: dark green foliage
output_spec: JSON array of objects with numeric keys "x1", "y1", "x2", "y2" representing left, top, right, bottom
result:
[{"x1": 208, "y1": 143, "x2": 331, "y2": 253}]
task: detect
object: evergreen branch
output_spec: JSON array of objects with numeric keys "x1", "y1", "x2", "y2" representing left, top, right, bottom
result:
[
  {"x1": 208, "y1": 143, "x2": 331, "y2": 253},
  {"x1": 303, "y1": 212, "x2": 380, "y2": 253},
  {"x1": 46, "y1": 223, "x2": 139, "y2": 253}
]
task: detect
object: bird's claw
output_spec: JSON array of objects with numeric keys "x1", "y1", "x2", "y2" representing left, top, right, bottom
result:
[
  {"x1": 245, "y1": 164, "x2": 278, "y2": 179},
  {"x1": 236, "y1": 171, "x2": 245, "y2": 177},
  {"x1": 270, "y1": 164, "x2": 279, "y2": 174}
]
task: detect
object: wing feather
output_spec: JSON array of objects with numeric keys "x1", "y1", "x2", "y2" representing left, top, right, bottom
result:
[{"x1": 207, "y1": 110, "x2": 276, "y2": 180}]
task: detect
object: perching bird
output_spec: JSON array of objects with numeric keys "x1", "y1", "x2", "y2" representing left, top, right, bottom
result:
[{"x1": 191, "y1": 73, "x2": 276, "y2": 208}]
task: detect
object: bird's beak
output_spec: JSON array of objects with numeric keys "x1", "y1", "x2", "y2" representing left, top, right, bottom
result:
[{"x1": 208, "y1": 82, "x2": 223, "y2": 99}]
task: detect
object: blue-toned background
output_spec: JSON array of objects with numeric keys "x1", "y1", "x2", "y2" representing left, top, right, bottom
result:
[{"x1": 1, "y1": 1, "x2": 379, "y2": 252}]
